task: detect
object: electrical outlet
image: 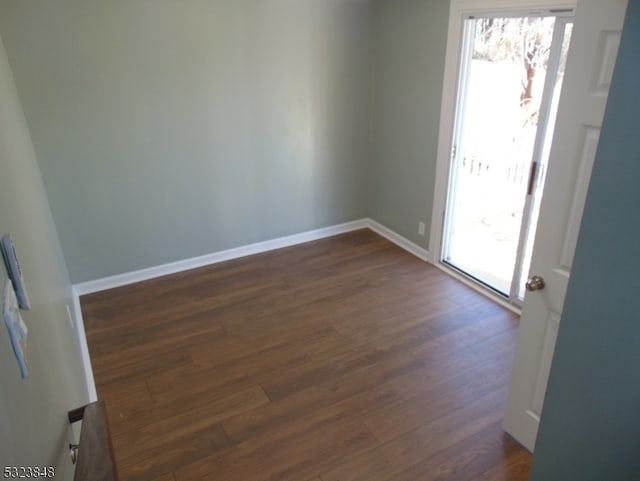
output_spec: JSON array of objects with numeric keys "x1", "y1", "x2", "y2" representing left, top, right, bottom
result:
[
  {"x1": 418, "y1": 222, "x2": 426, "y2": 236},
  {"x1": 66, "y1": 304, "x2": 74, "y2": 329}
]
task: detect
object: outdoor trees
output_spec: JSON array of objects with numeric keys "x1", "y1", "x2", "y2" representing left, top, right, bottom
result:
[{"x1": 473, "y1": 17, "x2": 555, "y2": 125}]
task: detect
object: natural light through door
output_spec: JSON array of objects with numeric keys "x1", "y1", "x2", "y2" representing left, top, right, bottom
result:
[{"x1": 442, "y1": 12, "x2": 573, "y2": 302}]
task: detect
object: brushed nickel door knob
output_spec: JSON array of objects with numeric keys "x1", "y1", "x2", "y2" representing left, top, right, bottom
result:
[{"x1": 525, "y1": 275, "x2": 545, "y2": 292}]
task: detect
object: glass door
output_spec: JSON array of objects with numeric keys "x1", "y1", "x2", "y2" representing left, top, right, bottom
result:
[{"x1": 442, "y1": 12, "x2": 573, "y2": 303}]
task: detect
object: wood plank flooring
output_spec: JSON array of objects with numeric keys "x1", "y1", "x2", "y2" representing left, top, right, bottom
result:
[{"x1": 81, "y1": 229, "x2": 531, "y2": 481}]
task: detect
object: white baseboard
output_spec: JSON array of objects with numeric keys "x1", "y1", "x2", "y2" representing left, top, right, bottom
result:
[
  {"x1": 74, "y1": 219, "x2": 370, "y2": 295},
  {"x1": 74, "y1": 218, "x2": 429, "y2": 296},
  {"x1": 70, "y1": 286, "x2": 97, "y2": 402},
  {"x1": 368, "y1": 219, "x2": 429, "y2": 262}
]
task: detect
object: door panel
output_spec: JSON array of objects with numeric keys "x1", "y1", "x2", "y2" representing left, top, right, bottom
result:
[
  {"x1": 559, "y1": 128, "x2": 599, "y2": 271},
  {"x1": 503, "y1": 0, "x2": 628, "y2": 452},
  {"x1": 530, "y1": 311, "x2": 560, "y2": 416}
]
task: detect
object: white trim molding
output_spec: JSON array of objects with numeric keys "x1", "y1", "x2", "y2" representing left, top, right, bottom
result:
[
  {"x1": 74, "y1": 218, "x2": 430, "y2": 296},
  {"x1": 70, "y1": 286, "x2": 97, "y2": 402},
  {"x1": 74, "y1": 219, "x2": 369, "y2": 295},
  {"x1": 367, "y1": 220, "x2": 429, "y2": 262}
]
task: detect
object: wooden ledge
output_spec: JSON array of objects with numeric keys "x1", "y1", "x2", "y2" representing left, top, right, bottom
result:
[{"x1": 68, "y1": 401, "x2": 119, "y2": 481}]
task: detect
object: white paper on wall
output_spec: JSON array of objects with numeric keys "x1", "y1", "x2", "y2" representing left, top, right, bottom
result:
[
  {"x1": 1, "y1": 234, "x2": 31, "y2": 310},
  {"x1": 3, "y1": 279, "x2": 28, "y2": 378}
]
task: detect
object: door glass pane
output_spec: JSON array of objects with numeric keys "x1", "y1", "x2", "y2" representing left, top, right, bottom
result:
[{"x1": 444, "y1": 16, "x2": 556, "y2": 295}]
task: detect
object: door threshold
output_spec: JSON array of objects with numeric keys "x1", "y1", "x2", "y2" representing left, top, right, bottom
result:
[{"x1": 433, "y1": 262, "x2": 522, "y2": 316}]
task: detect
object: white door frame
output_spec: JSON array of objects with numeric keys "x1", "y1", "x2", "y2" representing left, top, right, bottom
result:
[{"x1": 428, "y1": 0, "x2": 576, "y2": 307}]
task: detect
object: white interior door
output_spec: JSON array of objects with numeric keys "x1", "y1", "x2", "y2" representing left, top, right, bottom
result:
[{"x1": 503, "y1": 0, "x2": 628, "y2": 452}]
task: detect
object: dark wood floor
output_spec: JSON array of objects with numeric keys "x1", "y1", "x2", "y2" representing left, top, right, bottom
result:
[{"x1": 81, "y1": 229, "x2": 531, "y2": 481}]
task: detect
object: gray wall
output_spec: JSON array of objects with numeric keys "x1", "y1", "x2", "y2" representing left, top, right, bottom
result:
[
  {"x1": 530, "y1": 1, "x2": 640, "y2": 479},
  {"x1": 0, "y1": 35, "x2": 87, "y2": 476},
  {"x1": 368, "y1": 0, "x2": 449, "y2": 247},
  {"x1": 0, "y1": 0, "x2": 371, "y2": 283}
]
